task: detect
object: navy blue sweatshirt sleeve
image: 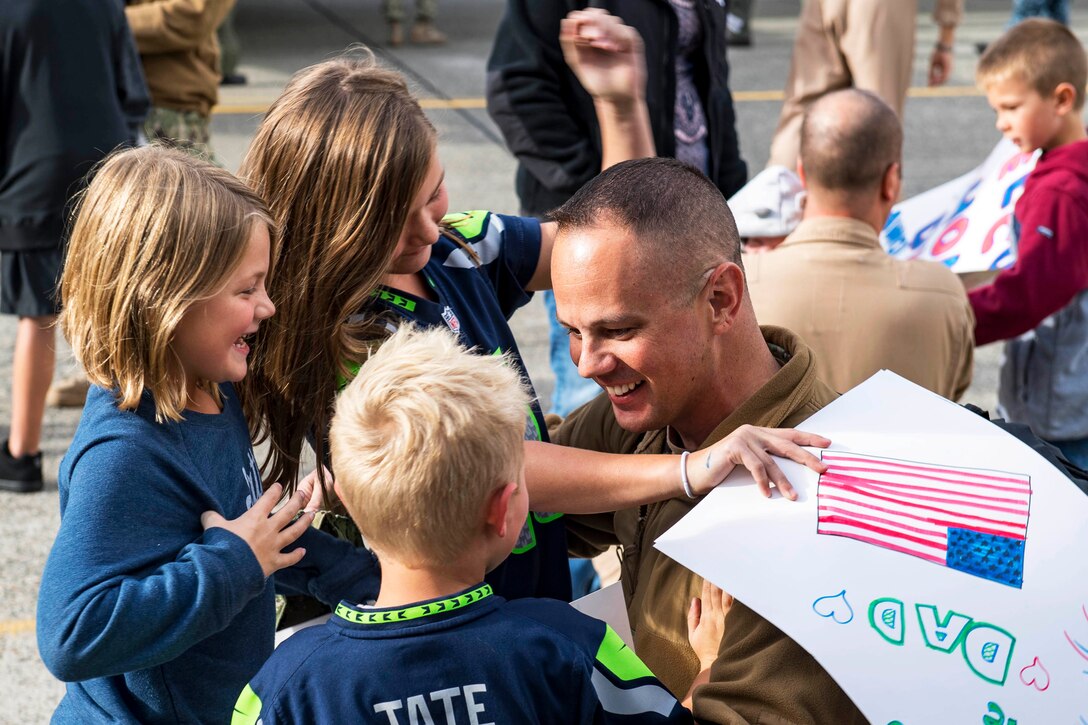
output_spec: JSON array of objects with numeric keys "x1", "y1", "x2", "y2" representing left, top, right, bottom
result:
[
  {"x1": 274, "y1": 527, "x2": 381, "y2": 606},
  {"x1": 36, "y1": 439, "x2": 267, "y2": 682}
]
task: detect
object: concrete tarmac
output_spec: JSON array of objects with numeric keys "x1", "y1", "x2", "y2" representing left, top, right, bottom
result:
[{"x1": 0, "y1": 0, "x2": 1055, "y2": 719}]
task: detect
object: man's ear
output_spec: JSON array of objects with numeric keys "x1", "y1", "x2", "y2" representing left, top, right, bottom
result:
[
  {"x1": 1053, "y1": 81, "x2": 1078, "y2": 115},
  {"x1": 485, "y1": 482, "x2": 517, "y2": 538},
  {"x1": 707, "y1": 261, "x2": 746, "y2": 332},
  {"x1": 882, "y1": 161, "x2": 902, "y2": 203},
  {"x1": 796, "y1": 159, "x2": 807, "y2": 188}
]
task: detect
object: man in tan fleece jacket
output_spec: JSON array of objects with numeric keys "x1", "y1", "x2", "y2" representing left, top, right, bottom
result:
[
  {"x1": 125, "y1": 0, "x2": 234, "y2": 158},
  {"x1": 550, "y1": 157, "x2": 868, "y2": 724}
]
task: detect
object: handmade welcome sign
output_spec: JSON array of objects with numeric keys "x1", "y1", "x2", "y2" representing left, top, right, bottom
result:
[
  {"x1": 880, "y1": 139, "x2": 1038, "y2": 273},
  {"x1": 656, "y1": 372, "x2": 1088, "y2": 723}
]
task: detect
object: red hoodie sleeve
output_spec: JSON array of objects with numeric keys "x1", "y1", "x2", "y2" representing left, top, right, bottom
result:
[{"x1": 969, "y1": 186, "x2": 1088, "y2": 345}]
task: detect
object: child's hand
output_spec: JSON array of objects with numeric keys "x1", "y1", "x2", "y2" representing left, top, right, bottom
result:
[
  {"x1": 686, "y1": 579, "x2": 732, "y2": 670},
  {"x1": 688, "y1": 426, "x2": 831, "y2": 501},
  {"x1": 201, "y1": 482, "x2": 314, "y2": 578},
  {"x1": 560, "y1": 9, "x2": 646, "y2": 107},
  {"x1": 296, "y1": 466, "x2": 331, "y2": 512}
]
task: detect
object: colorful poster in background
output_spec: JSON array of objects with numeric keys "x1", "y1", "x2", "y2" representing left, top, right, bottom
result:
[
  {"x1": 656, "y1": 372, "x2": 1088, "y2": 724},
  {"x1": 880, "y1": 139, "x2": 1039, "y2": 273}
]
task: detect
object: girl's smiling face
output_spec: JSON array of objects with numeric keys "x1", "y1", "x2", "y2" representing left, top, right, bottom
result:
[{"x1": 172, "y1": 222, "x2": 276, "y2": 412}]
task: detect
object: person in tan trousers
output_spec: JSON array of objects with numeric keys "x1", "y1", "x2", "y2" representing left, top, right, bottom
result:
[{"x1": 768, "y1": 0, "x2": 964, "y2": 170}]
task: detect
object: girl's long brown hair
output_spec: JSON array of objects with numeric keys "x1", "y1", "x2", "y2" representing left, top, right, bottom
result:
[{"x1": 238, "y1": 53, "x2": 436, "y2": 490}]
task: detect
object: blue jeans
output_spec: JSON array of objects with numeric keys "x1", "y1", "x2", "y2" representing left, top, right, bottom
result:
[
  {"x1": 1010, "y1": 0, "x2": 1068, "y2": 24},
  {"x1": 543, "y1": 291, "x2": 601, "y2": 416},
  {"x1": 1050, "y1": 436, "x2": 1088, "y2": 471},
  {"x1": 569, "y1": 558, "x2": 601, "y2": 598}
]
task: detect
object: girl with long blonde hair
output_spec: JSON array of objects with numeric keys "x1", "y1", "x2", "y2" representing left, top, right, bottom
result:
[{"x1": 37, "y1": 146, "x2": 379, "y2": 723}]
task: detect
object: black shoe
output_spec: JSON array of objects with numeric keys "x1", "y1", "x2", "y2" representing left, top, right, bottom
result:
[
  {"x1": 0, "y1": 440, "x2": 43, "y2": 493},
  {"x1": 220, "y1": 73, "x2": 248, "y2": 86}
]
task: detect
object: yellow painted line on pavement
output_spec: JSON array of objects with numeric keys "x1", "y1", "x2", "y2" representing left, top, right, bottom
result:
[
  {"x1": 731, "y1": 89, "x2": 786, "y2": 101},
  {"x1": 212, "y1": 104, "x2": 272, "y2": 115},
  {"x1": 419, "y1": 97, "x2": 488, "y2": 109},
  {"x1": 0, "y1": 619, "x2": 35, "y2": 636},
  {"x1": 211, "y1": 85, "x2": 984, "y2": 116}
]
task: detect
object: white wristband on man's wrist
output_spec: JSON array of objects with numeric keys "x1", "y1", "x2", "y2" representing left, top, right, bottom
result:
[{"x1": 680, "y1": 450, "x2": 697, "y2": 499}]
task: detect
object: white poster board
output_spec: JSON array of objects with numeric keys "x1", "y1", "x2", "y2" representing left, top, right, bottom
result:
[
  {"x1": 880, "y1": 139, "x2": 1038, "y2": 273},
  {"x1": 656, "y1": 372, "x2": 1088, "y2": 724},
  {"x1": 571, "y1": 582, "x2": 635, "y2": 651}
]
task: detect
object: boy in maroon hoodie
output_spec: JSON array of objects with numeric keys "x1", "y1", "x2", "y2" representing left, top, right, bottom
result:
[{"x1": 969, "y1": 19, "x2": 1088, "y2": 467}]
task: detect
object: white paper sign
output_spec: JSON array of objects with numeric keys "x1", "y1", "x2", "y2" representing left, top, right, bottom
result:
[
  {"x1": 880, "y1": 139, "x2": 1039, "y2": 273},
  {"x1": 571, "y1": 582, "x2": 635, "y2": 651},
  {"x1": 656, "y1": 371, "x2": 1088, "y2": 724},
  {"x1": 274, "y1": 614, "x2": 331, "y2": 648}
]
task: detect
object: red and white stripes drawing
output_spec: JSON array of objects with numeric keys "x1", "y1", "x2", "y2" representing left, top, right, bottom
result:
[{"x1": 816, "y1": 452, "x2": 1032, "y2": 588}]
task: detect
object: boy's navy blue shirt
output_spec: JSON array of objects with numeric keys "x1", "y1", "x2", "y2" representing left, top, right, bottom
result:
[
  {"x1": 37, "y1": 384, "x2": 379, "y2": 724},
  {"x1": 233, "y1": 584, "x2": 692, "y2": 724},
  {"x1": 371, "y1": 210, "x2": 571, "y2": 602}
]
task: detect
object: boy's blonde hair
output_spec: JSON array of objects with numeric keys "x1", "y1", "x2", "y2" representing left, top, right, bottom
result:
[
  {"x1": 60, "y1": 145, "x2": 277, "y2": 422},
  {"x1": 978, "y1": 18, "x2": 1087, "y2": 110},
  {"x1": 239, "y1": 52, "x2": 437, "y2": 491},
  {"x1": 329, "y1": 326, "x2": 530, "y2": 567}
]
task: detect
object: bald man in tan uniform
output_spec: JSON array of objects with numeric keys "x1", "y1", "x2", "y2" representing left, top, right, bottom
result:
[
  {"x1": 749, "y1": 89, "x2": 974, "y2": 400},
  {"x1": 768, "y1": 0, "x2": 964, "y2": 170}
]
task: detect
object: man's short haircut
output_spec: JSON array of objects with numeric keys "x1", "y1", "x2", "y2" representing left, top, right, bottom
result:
[
  {"x1": 549, "y1": 158, "x2": 742, "y2": 298},
  {"x1": 329, "y1": 325, "x2": 531, "y2": 568},
  {"x1": 978, "y1": 18, "x2": 1087, "y2": 110},
  {"x1": 800, "y1": 89, "x2": 902, "y2": 193}
]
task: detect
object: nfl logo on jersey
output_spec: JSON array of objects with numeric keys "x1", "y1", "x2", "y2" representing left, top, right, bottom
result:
[{"x1": 441, "y1": 306, "x2": 461, "y2": 334}]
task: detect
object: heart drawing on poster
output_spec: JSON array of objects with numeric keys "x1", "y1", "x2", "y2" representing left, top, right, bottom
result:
[
  {"x1": 812, "y1": 589, "x2": 854, "y2": 624},
  {"x1": 1019, "y1": 657, "x2": 1050, "y2": 691}
]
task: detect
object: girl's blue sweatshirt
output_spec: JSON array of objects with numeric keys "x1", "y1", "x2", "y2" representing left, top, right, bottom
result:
[{"x1": 37, "y1": 384, "x2": 379, "y2": 723}]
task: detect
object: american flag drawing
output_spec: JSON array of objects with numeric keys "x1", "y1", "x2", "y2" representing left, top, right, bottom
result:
[{"x1": 816, "y1": 452, "x2": 1032, "y2": 588}]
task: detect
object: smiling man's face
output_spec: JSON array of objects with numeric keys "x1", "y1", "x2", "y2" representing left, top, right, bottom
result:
[{"x1": 552, "y1": 220, "x2": 718, "y2": 436}]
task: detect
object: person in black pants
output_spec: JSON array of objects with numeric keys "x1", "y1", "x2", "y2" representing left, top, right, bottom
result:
[{"x1": 0, "y1": 0, "x2": 147, "y2": 492}]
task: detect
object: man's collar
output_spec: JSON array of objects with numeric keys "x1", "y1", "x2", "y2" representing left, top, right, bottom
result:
[
  {"x1": 780, "y1": 216, "x2": 882, "y2": 250},
  {"x1": 660, "y1": 327, "x2": 818, "y2": 452}
]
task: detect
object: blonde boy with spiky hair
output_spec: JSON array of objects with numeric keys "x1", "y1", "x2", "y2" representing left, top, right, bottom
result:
[
  {"x1": 969, "y1": 19, "x2": 1088, "y2": 468},
  {"x1": 233, "y1": 325, "x2": 697, "y2": 724}
]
